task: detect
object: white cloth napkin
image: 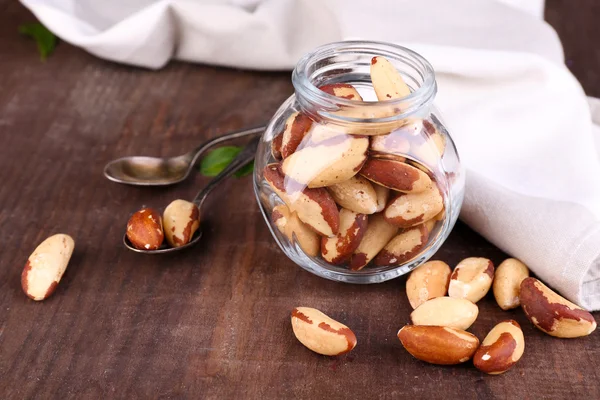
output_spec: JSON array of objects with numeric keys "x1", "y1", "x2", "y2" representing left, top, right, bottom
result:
[{"x1": 22, "y1": 0, "x2": 600, "y2": 310}]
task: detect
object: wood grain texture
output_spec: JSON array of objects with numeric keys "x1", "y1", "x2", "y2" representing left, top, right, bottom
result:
[{"x1": 0, "y1": 1, "x2": 598, "y2": 399}]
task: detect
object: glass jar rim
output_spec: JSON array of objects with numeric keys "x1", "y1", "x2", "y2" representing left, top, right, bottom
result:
[{"x1": 292, "y1": 40, "x2": 437, "y2": 122}]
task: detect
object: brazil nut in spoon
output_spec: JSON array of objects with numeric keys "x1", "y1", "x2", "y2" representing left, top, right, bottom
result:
[
  {"x1": 123, "y1": 137, "x2": 260, "y2": 254},
  {"x1": 105, "y1": 125, "x2": 264, "y2": 186}
]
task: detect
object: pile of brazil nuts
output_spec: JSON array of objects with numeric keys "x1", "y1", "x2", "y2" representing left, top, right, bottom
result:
[
  {"x1": 265, "y1": 56, "x2": 446, "y2": 271},
  {"x1": 290, "y1": 258, "x2": 597, "y2": 375},
  {"x1": 125, "y1": 200, "x2": 200, "y2": 250}
]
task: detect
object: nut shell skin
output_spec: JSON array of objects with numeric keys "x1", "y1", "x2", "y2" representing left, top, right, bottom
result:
[
  {"x1": 493, "y1": 258, "x2": 529, "y2": 310},
  {"x1": 473, "y1": 320, "x2": 525, "y2": 375},
  {"x1": 360, "y1": 158, "x2": 432, "y2": 193},
  {"x1": 22, "y1": 234, "x2": 75, "y2": 301},
  {"x1": 126, "y1": 207, "x2": 164, "y2": 250},
  {"x1": 397, "y1": 325, "x2": 479, "y2": 365},
  {"x1": 291, "y1": 307, "x2": 357, "y2": 356},
  {"x1": 520, "y1": 278, "x2": 597, "y2": 338},
  {"x1": 319, "y1": 83, "x2": 363, "y2": 101},
  {"x1": 281, "y1": 112, "x2": 313, "y2": 158}
]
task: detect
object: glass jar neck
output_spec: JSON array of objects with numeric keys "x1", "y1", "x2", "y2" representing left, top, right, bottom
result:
[{"x1": 292, "y1": 41, "x2": 437, "y2": 125}]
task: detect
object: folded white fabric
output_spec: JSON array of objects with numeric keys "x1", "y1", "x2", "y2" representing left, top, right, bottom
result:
[{"x1": 21, "y1": 0, "x2": 600, "y2": 310}]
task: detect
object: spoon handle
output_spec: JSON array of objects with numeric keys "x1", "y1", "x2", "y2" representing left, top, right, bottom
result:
[
  {"x1": 192, "y1": 136, "x2": 261, "y2": 207},
  {"x1": 185, "y1": 125, "x2": 265, "y2": 167}
]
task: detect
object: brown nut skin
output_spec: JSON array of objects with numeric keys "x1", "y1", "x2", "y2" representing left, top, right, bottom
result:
[
  {"x1": 319, "y1": 83, "x2": 363, "y2": 100},
  {"x1": 272, "y1": 205, "x2": 320, "y2": 257},
  {"x1": 406, "y1": 260, "x2": 452, "y2": 309},
  {"x1": 384, "y1": 183, "x2": 444, "y2": 228},
  {"x1": 349, "y1": 213, "x2": 398, "y2": 270},
  {"x1": 473, "y1": 320, "x2": 525, "y2": 375},
  {"x1": 373, "y1": 225, "x2": 429, "y2": 266},
  {"x1": 291, "y1": 307, "x2": 357, "y2": 356},
  {"x1": 520, "y1": 278, "x2": 597, "y2": 338},
  {"x1": 281, "y1": 112, "x2": 313, "y2": 158},
  {"x1": 22, "y1": 234, "x2": 75, "y2": 301},
  {"x1": 448, "y1": 257, "x2": 495, "y2": 304},
  {"x1": 327, "y1": 175, "x2": 379, "y2": 215},
  {"x1": 397, "y1": 325, "x2": 479, "y2": 365},
  {"x1": 360, "y1": 158, "x2": 432, "y2": 193},
  {"x1": 282, "y1": 134, "x2": 368, "y2": 188},
  {"x1": 321, "y1": 209, "x2": 368, "y2": 265},
  {"x1": 126, "y1": 207, "x2": 164, "y2": 250},
  {"x1": 493, "y1": 258, "x2": 530, "y2": 310},
  {"x1": 163, "y1": 200, "x2": 200, "y2": 248},
  {"x1": 410, "y1": 296, "x2": 479, "y2": 330},
  {"x1": 264, "y1": 163, "x2": 339, "y2": 237},
  {"x1": 271, "y1": 132, "x2": 283, "y2": 160}
]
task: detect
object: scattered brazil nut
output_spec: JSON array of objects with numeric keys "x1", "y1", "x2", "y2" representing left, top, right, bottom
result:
[
  {"x1": 473, "y1": 320, "x2": 525, "y2": 375},
  {"x1": 126, "y1": 207, "x2": 164, "y2": 250},
  {"x1": 410, "y1": 296, "x2": 479, "y2": 330},
  {"x1": 281, "y1": 134, "x2": 368, "y2": 188},
  {"x1": 291, "y1": 307, "x2": 357, "y2": 356},
  {"x1": 327, "y1": 175, "x2": 379, "y2": 215},
  {"x1": 397, "y1": 325, "x2": 479, "y2": 365},
  {"x1": 370, "y1": 56, "x2": 411, "y2": 100},
  {"x1": 163, "y1": 199, "x2": 200, "y2": 248},
  {"x1": 272, "y1": 205, "x2": 320, "y2": 257},
  {"x1": 359, "y1": 158, "x2": 432, "y2": 193},
  {"x1": 321, "y1": 209, "x2": 368, "y2": 264},
  {"x1": 493, "y1": 258, "x2": 530, "y2": 310},
  {"x1": 406, "y1": 260, "x2": 452, "y2": 309},
  {"x1": 384, "y1": 183, "x2": 443, "y2": 228},
  {"x1": 264, "y1": 163, "x2": 339, "y2": 237},
  {"x1": 520, "y1": 278, "x2": 597, "y2": 338},
  {"x1": 349, "y1": 213, "x2": 398, "y2": 270},
  {"x1": 373, "y1": 224, "x2": 429, "y2": 266},
  {"x1": 22, "y1": 234, "x2": 74, "y2": 301},
  {"x1": 448, "y1": 257, "x2": 495, "y2": 303}
]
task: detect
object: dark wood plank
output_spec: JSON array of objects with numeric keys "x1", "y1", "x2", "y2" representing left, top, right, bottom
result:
[{"x1": 0, "y1": 1, "x2": 598, "y2": 399}]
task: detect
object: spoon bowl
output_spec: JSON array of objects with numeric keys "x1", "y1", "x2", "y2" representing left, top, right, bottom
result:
[
  {"x1": 105, "y1": 126, "x2": 264, "y2": 186},
  {"x1": 123, "y1": 229, "x2": 203, "y2": 254},
  {"x1": 123, "y1": 136, "x2": 261, "y2": 254}
]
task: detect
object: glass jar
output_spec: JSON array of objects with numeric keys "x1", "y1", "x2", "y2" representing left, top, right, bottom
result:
[{"x1": 253, "y1": 41, "x2": 464, "y2": 283}]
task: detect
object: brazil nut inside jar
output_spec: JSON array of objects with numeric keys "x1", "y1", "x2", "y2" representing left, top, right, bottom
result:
[{"x1": 256, "y1": 42, "x2": 464, "y2": 280}]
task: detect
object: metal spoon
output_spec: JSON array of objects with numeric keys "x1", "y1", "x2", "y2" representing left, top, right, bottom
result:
[
  {"x1": 123, "y1": 136, "x2": 261, "y2": 254},
  {"x1": 105, "y1": 126, "x2": 265, "y2": 186}
]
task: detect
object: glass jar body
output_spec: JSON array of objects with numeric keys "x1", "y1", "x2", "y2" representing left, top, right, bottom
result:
[{"x1": 253, "y1": 41, "x2": 464, "y2": 283}]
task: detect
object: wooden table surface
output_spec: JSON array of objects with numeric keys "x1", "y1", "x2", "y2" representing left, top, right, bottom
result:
[{"x1": 1, "y1": 1, "x2": 598, "y2": 399}]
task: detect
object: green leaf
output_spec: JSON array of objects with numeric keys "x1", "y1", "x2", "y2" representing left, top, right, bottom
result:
[
  {"x1": 19, "y1": 22, "x2": 57, "y2": 61},
  {"x1": 200, "y1": 146, "x2": 242, "y2": 177},
  {"x1": 234, "y1": 161, "x2": 254, "y2": 178}
]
